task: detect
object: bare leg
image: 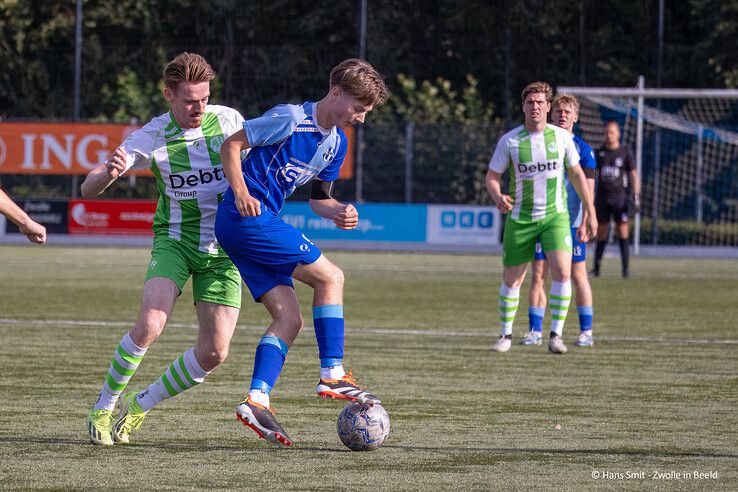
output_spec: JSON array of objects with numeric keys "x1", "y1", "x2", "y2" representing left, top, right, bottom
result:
[{"x1": 194, "y1": 301, "x2": 240, "y2": 371}]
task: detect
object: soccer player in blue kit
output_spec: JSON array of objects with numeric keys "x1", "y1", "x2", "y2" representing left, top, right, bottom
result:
[
  {"x1": 525, "y1": 94, "x2": 598, "y2": 349},
  {"x1": 215, "y1": 58, "x2": 389, "y2": 447}
]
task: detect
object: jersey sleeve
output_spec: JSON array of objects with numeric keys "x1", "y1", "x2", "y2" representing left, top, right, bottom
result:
[
  {"x1": 624, "y1": 149, "x2": 636, "y2": 173},
  {"x1": 488, "y1": 136, "x2": 510, "y2": 173},
  {"x1": 243, "y1": 104, "x2": 305, "y2": 147},
  {"x1": 317, "y1": 131, "x2": 348, "y2": 182},
  {"x1": 579, "y1": 142, "x2": 596, "y2": 170},
  {"x1": 564, "y1": 135, "x2": 581, "y2": 169},
  {"x1": 118, "y1": 122, "x2": 158, "y2": 174},
  {"x1": 221, "y1": 107, "x2": 246, "y2": 139}
]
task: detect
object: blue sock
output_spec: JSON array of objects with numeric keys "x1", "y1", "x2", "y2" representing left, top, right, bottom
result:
[
  {"x1": 313, "y1": 304, "x2": 344, "y2": 368},
  {"x1": 578, "y1": 306, "x2": 593, "y2": 332},
  {"x1": 250, "y1": 335, "x2": 288, "y2": 393},
  {"x1": 528, "y1": 307, "x2": 545, "y2": 333}
]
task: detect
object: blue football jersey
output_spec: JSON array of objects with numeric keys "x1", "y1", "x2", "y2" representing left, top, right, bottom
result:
[
  {"x1": 227, "y1": 102, "x2": 348, "y2": 213},
  {"x1": 566, "y1": 134, "x2": 596, "y2": 227}
]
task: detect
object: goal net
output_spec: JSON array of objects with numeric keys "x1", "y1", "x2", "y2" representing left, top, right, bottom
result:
[{"x1": 558, "y1": 81, "x2": 738, "y2": 251}]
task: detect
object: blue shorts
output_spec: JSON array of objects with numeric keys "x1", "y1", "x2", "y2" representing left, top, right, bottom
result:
[
  {"x1": 534, "y1": 228, "x2": 586, "y2": 263},
  {"x1": 215, "y1": 203, "x2": 322, "y2": 302}
]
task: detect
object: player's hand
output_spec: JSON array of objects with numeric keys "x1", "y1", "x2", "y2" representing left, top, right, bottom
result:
[
  {"x1": 333, "y1": 203, "x2": 358, "y2": 230},
  {"x1": 494, "y1": 194, "x2": 513, "y2": 214},
  {"x1": 104, "y1": 147, "x2": 127, "y2": 178},
  {"x1": 235, "y1": 190, "x2": 261, "y2": 216},
  {"x1": 586, "y1": 214, "x2": 598, "y2": 241},
  {"x1": 19, "y1": 219, "x2": 47, "y2": 245},
  {"x1": 631, "y1": 194, "x2": 641, "y2": 214},
  {"x1": 576, "y1": 224, "x2": 589, "y2": 243}
]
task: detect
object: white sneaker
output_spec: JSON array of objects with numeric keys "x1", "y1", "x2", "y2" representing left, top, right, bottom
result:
[
  {"x1": 491, "y1": 336, "x2": 512, "y2": 352},
  {"x1": 548, "y1": 335, "x2": 568, "y2": 354},
  {"x1": 521, "y1": 331, "x2": 543, "y2": 346},
  {"x1": 574, "y1": 331, "x2": 594, "y2": 347}
]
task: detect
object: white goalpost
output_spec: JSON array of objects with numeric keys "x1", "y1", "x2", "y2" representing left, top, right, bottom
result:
[{"x1": 558, "y1": 79, "x2": 738, "y2": 255}]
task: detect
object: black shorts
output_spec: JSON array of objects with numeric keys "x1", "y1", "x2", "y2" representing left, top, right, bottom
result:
[{"x1": 595, "y1": 195, "x2": 629, "y2": 224}]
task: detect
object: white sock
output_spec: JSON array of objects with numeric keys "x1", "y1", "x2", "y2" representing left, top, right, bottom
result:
[
  {"x1": 136, "y1": 347, "x2": 209, "y2": 413},
  {"x1": 549, "y1": 281, "x2": 572, "y2": 336},
  {"x1": 248, "y1": 389, "x2": 270, "y2": 408},
  {"x1": 499, "y1": 284, "x2": 520, "y2": 336},
  {"x1": 94, "y1": 332, "x2": 147, "y2": 411},
  {"x1": 320, "y1": 364, "x2": 345, "y2": 381}
]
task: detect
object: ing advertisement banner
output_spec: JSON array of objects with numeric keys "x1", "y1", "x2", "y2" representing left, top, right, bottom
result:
[{"x1": 0, "y1": 123, "x2": 148, "y2": 175}]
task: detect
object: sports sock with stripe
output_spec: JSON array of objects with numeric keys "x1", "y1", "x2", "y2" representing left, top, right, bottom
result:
[
  {"x1": 528, "y1": 306, "x2": 545, "y2": 333},
  {"x1": 549, "y1": 281, "x2": 572, "y2": 336},
  {"x1": 313, "y1": 304, "x2": 346, "y2": 381},
  {"x1": 499, "y1": 284, "x2": 520, "y2": 336},
  {"x1": 246, "y1": 335, "x2": 288, "y2": 408},
  {"x1": 136, "y1": 347, "x2": 209, "y2": 413},
  {"x1": 93, "y1": 332, "x2": 147, "y2": 411}
]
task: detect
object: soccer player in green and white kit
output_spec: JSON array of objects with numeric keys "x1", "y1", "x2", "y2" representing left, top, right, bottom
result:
[
  {"x1": 82, "y1": 53, "x2": 244, "y2": 445},
  {"x1": 486, "y1": 81, "x2": 597, "y2": 354}
]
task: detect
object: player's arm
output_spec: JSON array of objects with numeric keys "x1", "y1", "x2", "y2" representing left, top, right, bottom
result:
[
  {"x1": 308, "y1": 180, "x2": 358, "y2": 230},
  {"x1": 220, "y1": 129, "x2": 261, "y2": 216},
  {"x1": 0, "y1": 188, "x2": 46, "y2": 244},
  {"x1": 568, "y1": 165, "x2": 597, "y2": 242},
  {"x1": 485, "y1": 170, "x2": 513, "y2": 214},
  {"x1": 80, "y1": 147, "x2": 128, "y2": 197}
]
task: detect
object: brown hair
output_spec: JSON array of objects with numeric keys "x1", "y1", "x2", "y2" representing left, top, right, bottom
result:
[
  {"x1": 553, "y1": 93, "x2": 580, "y2": 114},
  {"x1": 521, "y1": 81, "x2": 554, "y2": 104},
  {"x1": 163, "y1": 52, "x2": 215, "y2": 91},
  {"x1": 330, "y1": 58, "x2": 389, "y2": 106}
]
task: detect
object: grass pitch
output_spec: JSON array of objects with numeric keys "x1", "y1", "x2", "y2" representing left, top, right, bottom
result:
[{"x1": 0, "y1": 245, "x2": 736, "y2": 490}]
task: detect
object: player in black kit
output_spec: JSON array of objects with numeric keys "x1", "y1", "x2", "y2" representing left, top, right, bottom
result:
[{"x1": 592, "y1": 121, "x2": 640, "y2": 278}]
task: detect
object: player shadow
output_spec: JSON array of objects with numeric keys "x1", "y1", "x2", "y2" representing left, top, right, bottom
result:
[{"x1": 382, "y1": 444, "x2": 738, "y2": 460}]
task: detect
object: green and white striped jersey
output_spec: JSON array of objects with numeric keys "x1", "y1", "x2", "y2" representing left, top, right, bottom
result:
[
  {"x1": 489, "y1": 124, "x2": 580, "y2": 222},
  {"x1": 120, "y1": 105, "x2": 245, "y2": 255}
]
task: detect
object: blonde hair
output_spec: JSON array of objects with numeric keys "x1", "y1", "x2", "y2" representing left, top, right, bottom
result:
[
  {"x1": 521, "y1": 81, "x2": 554, "y2": 104},
  {"x1": 330, "y1": 58, "x2": 389, "y2": 106},
  {"x1": 163, "y1": 52, "x2": 215, "y2": 91},
  {"x1": 553, "y1": 93, "x2": 580, "y2": 114}
]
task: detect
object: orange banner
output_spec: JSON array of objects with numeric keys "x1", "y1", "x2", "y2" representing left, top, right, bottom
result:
[
  {"x1": 0, "y1": 123, "x2": 148, "y2": 175},
  {"x1": 338, "y1": 125, "x2": 355, "y2": 180},
  {"x1": 0, "y1": 122, "x2": 354, "y2": 178}
]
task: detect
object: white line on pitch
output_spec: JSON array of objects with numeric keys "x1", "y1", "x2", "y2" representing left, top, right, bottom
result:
[{"x1": 0, "y1": 318, "x2": 736, "y2": 345}]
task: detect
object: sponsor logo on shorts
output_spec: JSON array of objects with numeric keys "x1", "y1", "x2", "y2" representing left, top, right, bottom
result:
[
  {"x1": 564, "y1": 235, "x2": 572, "y2": 247},
  {"x1": 300, "y1": 243, "x2": 310, "y2": 252},
  {"x1": 150, "y1": 259, "x2": 158, "y2": 269},
  {"x1": 573, "y1": 245, "x2": 582, "y2": 257}
]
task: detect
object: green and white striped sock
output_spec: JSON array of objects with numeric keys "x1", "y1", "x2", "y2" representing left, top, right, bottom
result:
[
  {"x1": 549, "y1": 281, "x2": 572, "y2": 335},
  {"x1": 499, "y1": 284, "x2": 520, "y2": 336},
  {"x1": 136, "y1": 347, "x2": 209, "y2": 412},
  {"x1": 93, "y1": 333, "x2": 147, "y2": 411}
]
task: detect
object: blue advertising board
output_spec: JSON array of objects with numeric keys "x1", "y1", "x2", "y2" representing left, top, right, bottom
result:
[{"x1": 281, "y1": 202, "x2": 427, "y2": 242}]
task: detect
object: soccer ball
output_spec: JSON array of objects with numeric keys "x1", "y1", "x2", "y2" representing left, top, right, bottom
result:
[{"x1": 337, "y1": 402, "x2": 390, "y2": 451}]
